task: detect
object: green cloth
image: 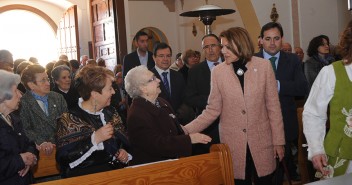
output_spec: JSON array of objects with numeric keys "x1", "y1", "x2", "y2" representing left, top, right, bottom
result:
[{"x1": 324, "y1": 61, "x2": 352, "y2": 177}]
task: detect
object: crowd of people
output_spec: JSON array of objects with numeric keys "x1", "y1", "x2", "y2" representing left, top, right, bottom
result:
[{"x1": 0, "y1": 20, "x2": 351, "y2": 185}]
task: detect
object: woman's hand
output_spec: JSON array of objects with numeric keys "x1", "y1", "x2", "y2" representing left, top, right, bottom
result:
[
  {"x1": 116, "y1": 149, "x2": 129, "y2": 163},
  {"x1": 38, "y1": 142, "x2": 56, "y2": 155},
  {"x1": 312, "y1": 154, "x2": 330, "y2": 176},
  {"x1": 20, "y1": 152, "x2": 37, "y2": 166},
  {"x1": 273, "y1": 145, "x2": 285, "y2": 161},
  {"x1": 94, "y1": 123, "x2": 114, "y2": 144},
  {"x1": 18, "y1": 165, "x2": 30, "y2": 177},
  {"x1": 189, "y1": 133, "x2": 212, "y2": 144}
]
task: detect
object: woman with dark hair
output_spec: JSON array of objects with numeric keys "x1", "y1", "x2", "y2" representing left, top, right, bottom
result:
[
  {"x1": 304, "y1": 35, "x2": 335, "y2": 91},
  {"x1": 0, "y1": 70, "x2": 39, "y2": 185},
  {"x1": 51, "y1": 65, "x2": 80, "y2": 110},
  {"x1": 184, "y1": 27, "x2": 285, "y2": 184},
  {"x1": 56, "y1": 66, "x2": 130, "y2": 178},
  {"x1": 303, "y1": 21, "x2": 352, "y2": 179}
]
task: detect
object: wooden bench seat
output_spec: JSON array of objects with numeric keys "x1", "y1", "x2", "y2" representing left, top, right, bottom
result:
[
  {"x1": 33, "y1": 148, "x2": 60, "y2": 178},
  {"x1": 35, "y1": 144, "x2": 234, "y2": 185}
]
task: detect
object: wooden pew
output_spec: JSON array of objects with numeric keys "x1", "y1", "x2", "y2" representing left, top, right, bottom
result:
[
  {"x1": 33, "y1": 148, "x2": 60, "y2": 178},
  {"x1": 36, "y1": 144, "x2": 234, "y2": 185}
]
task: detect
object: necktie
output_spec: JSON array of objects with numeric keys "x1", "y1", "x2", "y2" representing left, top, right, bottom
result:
[
  {"x1": 162, "y1": 72, "x2": 171, "y2": 96},
  {"x1": 213, "y1": 62, "x2": 219, "y2": 66},
  {"x1": 269, "y1": 57, "x2": 277, "y2": 77}
]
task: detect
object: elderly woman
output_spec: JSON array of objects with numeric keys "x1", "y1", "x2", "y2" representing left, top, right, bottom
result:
[
  {"x1": 56, "y1": 66, "x2": 130, "y2": 178},
  {"x1": 184, "y1": 27, "x2": 285, "y2": 185},
  {"x1": 20, "y1": 64, "x2": 68, "y2": 156},
  {"x1": 51, "y1": 65, "x2": 80, "y2": 110},
  {"x1": 125, "y1": 65, "x2": 211, "y2": 165},
  {"x1": 0, "y1": 70, "x2": 38, "y2": 184}
]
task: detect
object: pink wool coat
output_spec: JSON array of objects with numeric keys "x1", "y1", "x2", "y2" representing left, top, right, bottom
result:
[{"x1": 185, "y1": 56, "x2": 285, "y2": 179}]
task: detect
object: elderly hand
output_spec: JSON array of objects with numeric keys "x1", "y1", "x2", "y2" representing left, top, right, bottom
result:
[
  {"x1": 189, "y1": 133, "x2": 212, "y2": 144},
  {"x1": 20, "y1": 152, "x2": 37, "y2": 166},
  {"x1": 115, "y1": 149, "x2": 129, "y2": 163},
  {"x1": 18, "y1": 165, "x2": 31, "y2": 177},
  {"x1": 38, "y1": 142, "x2": 56, "y2": 155},
  {"x1": 95, "y1": 123, "x2": 114, "y2": 144},
  {"x1": 274, "y1": 145, "x2": 285, "y2": 161},
  {"x1": 312, "y1": 154, "x2": 330, "y2": 176}
]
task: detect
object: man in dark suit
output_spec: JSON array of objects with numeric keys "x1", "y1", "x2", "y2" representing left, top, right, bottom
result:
[
  {"x1": 122, "y1": 31, "x2": 155, "y2": 79},
  {"x1": 255, "y1": 22, "x2": 308, "y2": 183},
  {"x1": 184, "y1": 34, "x2": 222, "y2": 155},
  {"x1": 150, "y1": 42, "x2": 185, "y2": 113}
]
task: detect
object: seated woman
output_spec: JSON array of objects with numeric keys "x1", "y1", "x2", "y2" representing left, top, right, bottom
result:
[
  {"x1": 0, "y1": 70, "x2": 38, "y2": 185},
  {"x1": 124, "y1": 65, "x2": 211, "y2": 165},
  {"x1": 56, "y1": 66, "x2": 130, "y2": 178},
  {"x1": 20, "y1": 64, "x2": 68, "y2": 156},
  {"x1": 51, "y1": 65, "x2": 80, "y2": 110}
]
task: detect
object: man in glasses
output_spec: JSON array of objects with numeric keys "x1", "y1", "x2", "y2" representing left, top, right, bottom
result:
[{"x1": 185, "y1": 34, "x2": 222, "y2": 155}]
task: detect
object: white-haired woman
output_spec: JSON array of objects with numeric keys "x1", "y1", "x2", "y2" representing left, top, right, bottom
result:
[
  {"x1": 0, "y1": 70, "x2": 38, "y2": 184},
  {"x1": 124, "y1": 65, "x2": 211, "y2": 165},
  {"x1": 51, "y1": 65, "x2": 80, "y2": 110}
]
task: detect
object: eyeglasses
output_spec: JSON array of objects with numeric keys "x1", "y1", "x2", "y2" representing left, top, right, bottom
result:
[
  {"x1": 35, "y1": 78, "x2": 50, "y2": 84},
  {"x1": 202, "y1": 44, "x2": 220, "y2": 50},
  {"x1": 156, "y1": 55, "x2": 172, "y2": 59},
  {"x1": 147, "y1": 75, "x2": 157, "y2": 83}
]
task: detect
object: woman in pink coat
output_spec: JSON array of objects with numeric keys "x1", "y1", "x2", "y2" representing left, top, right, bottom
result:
[{"x1": 184, "y1": 27, "x2": 285, "y2": 185}]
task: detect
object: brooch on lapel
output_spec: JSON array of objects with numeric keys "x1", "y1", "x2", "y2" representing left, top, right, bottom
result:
[{"x1": 169, "y1": 114, "x2": 176, "y2": 119}]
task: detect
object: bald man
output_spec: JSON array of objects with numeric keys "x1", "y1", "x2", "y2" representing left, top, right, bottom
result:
[
  {"x1": 294, "y1": 47, "x2": 305, "y2": 63},
  {"x1": 281, "y1": 42, "x2": 292, "y2": 53}
]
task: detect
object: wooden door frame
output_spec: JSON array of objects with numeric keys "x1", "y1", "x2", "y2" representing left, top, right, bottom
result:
[{"x1": 113, "y1": 0, "x2": 127, "y2": 64}]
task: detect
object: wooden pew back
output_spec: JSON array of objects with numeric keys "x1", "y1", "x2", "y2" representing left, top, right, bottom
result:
[
  {"x1": 33, "y1": 148, "x2": 60, "y2": 178},
  {"x1": 36, "y1": 144, "x2": 234, "y2": 185}
]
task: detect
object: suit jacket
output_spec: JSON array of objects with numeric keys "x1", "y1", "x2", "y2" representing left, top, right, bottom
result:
[
  {"x1": 151, "y1": 68, "x2": 185, "y2": 112},
  {"x1": 0, "y1": 112, "x2": 38, "y2": 185},
  {"x1": 185, "y1": 56, "x2": 285, "y2": 179},
  {"x1": 185, "y1": 61, "x2": 220, "y2": 155},
  {"x1": 20, "y1": 91, "x2": 68, "y2": 144},
  {"x1": 122, "y1": 50, "x2": 155, "y2": 78},
  {"x1": 255, "y1": 50, "x2": 308, "y2": 141},
  {"x1": 127, "y1": 97, "x2": 192, "y2": 165}
]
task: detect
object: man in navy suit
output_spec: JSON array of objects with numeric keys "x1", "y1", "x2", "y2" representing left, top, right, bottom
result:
[
  {"x1": 123, "y1": 31, "x2": 155, "y2": 79},
  {"x1": 150, "y1": 42, "x2": 185, "y2": 113},
  {"x1": 184, "y1": 34, "x2": 222, "y2": 155},
  {"x1": 255, "y1": 22, "x2": 308, "y2": 183}
]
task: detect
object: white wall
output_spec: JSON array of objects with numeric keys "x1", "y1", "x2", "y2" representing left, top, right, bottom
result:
[{"x1": 251, "y1": 0, "x2": 293, "y2": 44}]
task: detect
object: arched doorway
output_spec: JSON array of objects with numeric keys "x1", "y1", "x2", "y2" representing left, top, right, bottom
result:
[{"x1": 131, "y1": 27, "x2": 169, "y2": 52}]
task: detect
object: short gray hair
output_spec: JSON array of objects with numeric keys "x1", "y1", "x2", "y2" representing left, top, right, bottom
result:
[
  {"x1": 0, "y1": 70, "x2": 20, "y2": 104},
  {"x1": 51, "y1": 65, "x2": 71, "y2": 82},
  {"x1": 124, "y1": 65, "x2": 149, "y2": 98}
]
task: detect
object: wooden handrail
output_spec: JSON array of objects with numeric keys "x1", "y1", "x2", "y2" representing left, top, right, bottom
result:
[{"x1": 35, "y1": 144, "x2": 234, "y2": 185}]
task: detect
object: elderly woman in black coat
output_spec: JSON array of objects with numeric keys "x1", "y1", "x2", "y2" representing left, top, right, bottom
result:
[
  {"x1": 124, "y1": 65, "x2": 211, "y2": 165},
  {"x1": 0, "y1": 70, "x2": 38, "y2": 185}
]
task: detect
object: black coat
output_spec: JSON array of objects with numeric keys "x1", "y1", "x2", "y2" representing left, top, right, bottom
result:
[
  {"x1": 127, "y1": 97, "x2": 191, "y2": 165},
  {"x1": 56, "y1": 106, "x2": 129, "y2": 178},
  {"x1": 0, "y1": 112, "x2": 38, "y2": 185},
  {"x1": 53, "y1": 86, "x2": 80, "y2": 110},
  {"x1": 255, "y1": 50, "x2": 308, "y2": 141},
  {"x1": 122, "y1": 50, "x2": 155, "y2": 78},
  {"x1": 184, "y1": 61, "x2": 220, "y2": 155}
]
